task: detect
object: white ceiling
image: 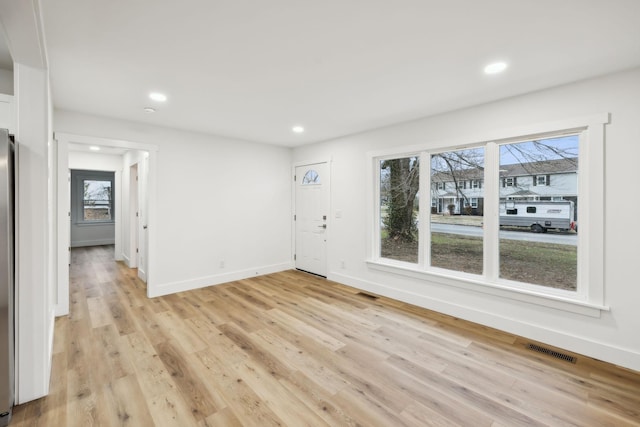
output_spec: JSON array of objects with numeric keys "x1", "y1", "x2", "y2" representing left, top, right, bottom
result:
[{"x1": 41, "y1": 0, "x2": 640, "y2": 147}]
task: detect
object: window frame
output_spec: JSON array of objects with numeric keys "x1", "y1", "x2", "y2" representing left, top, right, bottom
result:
[
  {"x1": 71, "y1": 169, "x2": 116, "y2": 225},
  {"x1": 374, "y1": 152, "x2": 423, "y2": 268},
  {"x1": 366, "y1": 114, "x2": 608, "y2": 317}
]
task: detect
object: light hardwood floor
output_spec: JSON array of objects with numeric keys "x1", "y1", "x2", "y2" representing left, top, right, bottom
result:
[{"x1": 10, "y1": 245, "x2": 640, "y2": 426}]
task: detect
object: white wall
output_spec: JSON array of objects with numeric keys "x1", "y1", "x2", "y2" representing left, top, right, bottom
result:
[
  {"x1": 14, "y1": 63, "x2": 53, "y2": 403},
  {"x1": 68, "y1": 152, "x2": 121, "y2": 248},
  {"x1": 54, "y1": 110, "x2": 293, "y2": 297},
  {"x1": 0, "y1": 94, "x2": 14, "y2": 134},
  {"x1": 292, "y1": 68, "x2": 640, "y2": 372},
  {"x1": 0, "y1": 69, "x2": 13, "y2": 95},
  {"x1": 68, "y1": 151, "x2": 122, "y2": 170},
  {"x1": 1, "y1": 0, "x2": 55, "y2": 403}
]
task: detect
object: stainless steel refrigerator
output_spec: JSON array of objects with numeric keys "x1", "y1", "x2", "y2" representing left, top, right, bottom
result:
[{"x1": 0, "y1": 129, "x2": 14, "y2": 426}]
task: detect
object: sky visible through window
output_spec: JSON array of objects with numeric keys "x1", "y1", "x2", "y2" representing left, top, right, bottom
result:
[
  {"x1": 500, "y1": 135, "x2": 579, "y2": 166},
  {"x1": 84, "y1": 180, "x2": 111, "y2": 202}
]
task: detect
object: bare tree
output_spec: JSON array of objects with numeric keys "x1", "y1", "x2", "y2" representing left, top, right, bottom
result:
[
  {"x1": 431, "y1": 148, "x2": 484, "y2": 210},
  {"x1": 381, "y1": 157, "x2": 419, "y2": 242},
  {"x1": 84, "y1": 180, "x2": 111, "y2": 205}
]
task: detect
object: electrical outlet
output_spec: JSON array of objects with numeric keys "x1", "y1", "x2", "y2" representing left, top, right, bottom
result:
[
  {"x1": 219, "y1": 261, "x2": 225, "y2": 268},
  {"x1": 340, "y1": 260, "x2": 345, "y2": 269}
]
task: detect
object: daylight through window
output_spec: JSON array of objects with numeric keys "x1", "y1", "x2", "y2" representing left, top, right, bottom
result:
[
  {"x1": 430, "y1": 147, "x2": 484, "y2": 274},
  {"x1": 370, "y1": 115, "x2": 607, "y2": 310},
  {"x1": 498, "y1": 135, "x2": 578, "y2": 290},
  {"x1": 379, "y1": 156, "x2": 420, "y2": 263},
  {"x1": 72, "y1": 169, "x2": 115, "y2": 224},
  {"x1": 83, "y1": 179, "x2": 113, "y2": 221}
]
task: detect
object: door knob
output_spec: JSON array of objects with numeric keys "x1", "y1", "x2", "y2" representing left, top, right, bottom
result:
[{"x1": 318, "y1": 224, "x2": 326, "y2": 229}]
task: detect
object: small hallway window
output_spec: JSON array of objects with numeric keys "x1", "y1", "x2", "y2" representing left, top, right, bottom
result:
[{"x1": 71, "y1": 169, "x2": 115, "y2": 224}]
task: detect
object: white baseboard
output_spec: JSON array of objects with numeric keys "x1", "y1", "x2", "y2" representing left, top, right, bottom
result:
[
  {"x1": 149, "y1": 262, "x2": 294, "y2": 298},
  {"x1": 138, "y1": 267, "x2": 147, "y2": 283},
  {"x1": 328, "y1": 271, "x2": 640, "y2": 372},
  {"x1": 54, "y1": 303, "x2": 68, "y2": 317}
]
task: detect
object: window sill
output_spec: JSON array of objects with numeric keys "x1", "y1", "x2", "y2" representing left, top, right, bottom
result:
[
  {"x1": 74, "y1": 221, "x2": 115, "y2": 227},
  {"x1": 366, "y1": 259, "x2": 609, "y2": 318}
]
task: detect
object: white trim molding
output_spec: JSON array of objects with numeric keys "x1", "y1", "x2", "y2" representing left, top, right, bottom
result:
[
  {"x1": 366, "y1": 113, "x2": 609, "y2": 314},
  {"x1": 150, "y1": 262, "x2": 294, "y2": 298}
]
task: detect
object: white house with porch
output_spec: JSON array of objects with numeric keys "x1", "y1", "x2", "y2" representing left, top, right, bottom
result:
[{"x1": 431, "y1": 158, "x2": 578, "y2": 215}]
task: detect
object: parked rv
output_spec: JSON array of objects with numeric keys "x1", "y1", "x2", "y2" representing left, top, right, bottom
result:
[{"x1": 499, "y1": 200, "x2": 576, "y2": 233}]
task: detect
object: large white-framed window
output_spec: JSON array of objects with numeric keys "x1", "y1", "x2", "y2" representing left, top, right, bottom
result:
[{"x1": 367, "y1": 114, "x2": 608, "y2": 316}]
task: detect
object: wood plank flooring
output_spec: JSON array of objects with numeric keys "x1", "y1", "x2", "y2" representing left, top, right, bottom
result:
[{"x1": 11, "y1": 245, "x2": 640, "y2": 426}]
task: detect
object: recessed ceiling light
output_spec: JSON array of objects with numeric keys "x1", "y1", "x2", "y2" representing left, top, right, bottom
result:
[
  {"x1": 484, "y1": 61, "x2": 508, "y2": 74},
  {"x1": 89, "y1": 146, "x2": 100, "y2": 151},
  {"x1": 149, "y1": 92, "x2": 167, "y2": 102},
  {"x1": 143, "y1": 107, "x2": 156, "y2": 113},
  {"x1": 292, "y1": 126, "x2": 305, "y2": 133}
]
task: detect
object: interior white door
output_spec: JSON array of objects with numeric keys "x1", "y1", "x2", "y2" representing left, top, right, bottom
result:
[
  {"x1": 137, "y1": 157, "x2": 148, "y2": 282},
  {"x1": 295, "y1": 162, "x2": 329, "y2": 276},
  {"x1": 129, "y1": 163, "x2": 138, "y2": 268}
]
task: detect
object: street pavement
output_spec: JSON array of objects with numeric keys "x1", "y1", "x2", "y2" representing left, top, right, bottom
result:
[{"x1": 430, "y1": 223, "x2": 577, "y2": 246}]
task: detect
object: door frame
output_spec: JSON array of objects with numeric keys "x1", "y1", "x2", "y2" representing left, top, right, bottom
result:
[
  {"x1": 292, "y1": 158, "x2": 331, "y2": 275},
  {"x1": 128, "y1": 163, "x2": 139, "y2": 268},
  {"x1": 55, "y1": 132, "x2": 158, "y2": 316},
  {"x1": 136, "y1": 155, "x2": 149, "y2": 283}
]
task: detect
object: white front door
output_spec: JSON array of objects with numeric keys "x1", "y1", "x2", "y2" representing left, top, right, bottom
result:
[{"x1": 295, "y1": 162, "x2": 329, "y2": 276}]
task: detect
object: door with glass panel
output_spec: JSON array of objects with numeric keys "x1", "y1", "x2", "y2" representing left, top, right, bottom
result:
[{"x1": 295, "y1": 162, "x2": 329, "y2": 276}]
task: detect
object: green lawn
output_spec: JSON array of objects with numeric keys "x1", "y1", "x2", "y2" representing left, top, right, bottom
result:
[{"x1": 382, "y1": 232, "x2": 577, "y2": 291}]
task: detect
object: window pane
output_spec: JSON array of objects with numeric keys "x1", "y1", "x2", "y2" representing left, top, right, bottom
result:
[
  {"x1": 380, "y1": 156, "x2": 419, "y2": 263},
  {"x1": 84, "y1": 179, "x2": 112, "y2": 220},
  {"x1": 499, "y1": 135, "x2": 578, "y2": 290},
  {"x1": 430, "y1": 148, "x2": 484, "y2": 274},
  {"x1": 302, "y1": 170, "x2": 320, "y2": 185}
]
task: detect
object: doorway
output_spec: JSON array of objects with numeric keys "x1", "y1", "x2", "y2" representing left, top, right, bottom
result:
[
  {"x1": 55, "y1": 133, "x2": 158, "y2": 316},
  {"x1": 294, "y1": 162, "x2": 329, "y2": 277}
]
